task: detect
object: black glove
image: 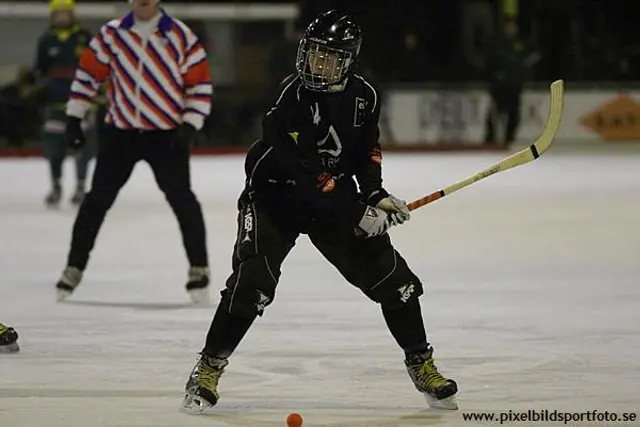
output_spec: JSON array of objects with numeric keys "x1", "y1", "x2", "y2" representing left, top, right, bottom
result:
[
  {"x1": 175, "y1": 122, "x2": 197, "y2": 146},
  {"x1": 65, "y1": 117, "x2": 86, "y2": 150}
]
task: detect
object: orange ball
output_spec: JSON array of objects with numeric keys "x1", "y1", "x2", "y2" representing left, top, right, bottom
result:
[{"x1": 286, "y1": 412, "x2": 303, "y2": 427}]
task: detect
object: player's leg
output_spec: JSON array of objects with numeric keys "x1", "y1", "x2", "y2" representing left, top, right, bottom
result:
[
  {"x1": 309, "y1": 231, "x2": 458, "y2": 409},
  {"x1": 0, "y1": 323, "x2": 19, "y2": 353},
  {"x1": 56, "y1": 127, "x2": 139, "y2": 300},
  {"x1": 182, "y1": 197, "x2": 298, "y2": 414},
  {"x1": 144, "y1": 131, "x2": 209, "y2": 303},
  {"x1": 41, "y1": 105, "x2": 67, "y2": 208}
]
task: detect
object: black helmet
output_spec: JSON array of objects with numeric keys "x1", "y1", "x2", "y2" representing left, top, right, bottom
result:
[{"x1": 295, "y1": 10, "x2": 362, "y2": 92}]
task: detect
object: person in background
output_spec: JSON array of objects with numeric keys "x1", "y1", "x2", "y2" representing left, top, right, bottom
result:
[
  {"x1": 484, "y1": 18, "x2": 540, "y2": 147},
  {"x1": 31, "y1": 0, "x2": 97, "y2": 207}
]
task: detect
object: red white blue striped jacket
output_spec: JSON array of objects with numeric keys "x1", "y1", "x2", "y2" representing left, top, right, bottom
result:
[{"x1": 67, "y1": 10, "x2": 212, "y2": 131}]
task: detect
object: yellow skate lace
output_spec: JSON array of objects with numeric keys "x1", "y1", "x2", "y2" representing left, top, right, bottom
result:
[
  {"x1": 196, "y1": 362, "x2": 223, "y2": 391},
  {"x1": 418, "y1": 358, "x2": 449, "y2": 390},
  {"x1": 0, "y1": 324, "x2": 7, "y2": 334}
]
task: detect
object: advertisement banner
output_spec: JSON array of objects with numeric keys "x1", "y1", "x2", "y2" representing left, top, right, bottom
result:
[{"x1": 385, "y1": 89, "x2": 640, "y2": 146}]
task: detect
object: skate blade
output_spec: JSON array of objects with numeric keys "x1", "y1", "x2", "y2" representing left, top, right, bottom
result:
[
  {"x1": 425, "y1": 393, "x2": 458, "y2": 410},
  {"x1": 188, "y1": 288, "x2": 210, "y2": 305},
  {"x1": 180, "y1": 393, "x2": 216, "y2": 415},
  {"x1": 0, "y1": 343, "x2": 20, "y2": 353},
  {"x1": 56, "y1": 288, "x2": 72, "y2": 302}
]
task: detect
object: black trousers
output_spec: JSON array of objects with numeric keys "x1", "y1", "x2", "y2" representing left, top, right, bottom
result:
[
  {"x1": 221, "y1": 196, "x2": 423, "y2": 319},
  {"x1": 485, "y1": 85, "x2": 522, "y2": 146},
  {"x1": 66, "y1": 126, "x2": 208, "y2": 270}
]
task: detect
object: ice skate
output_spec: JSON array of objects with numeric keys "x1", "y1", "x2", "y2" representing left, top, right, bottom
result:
[
  {"x1": 70, "y1": 184, "x2": 85, "y2": 205},
  {"x1": 186, "y1": 267, "x2": 210, "y2": 304},
  {"x1": 55, "y1": 266, "x2": 83, "y2": 301},
  {"x1": 0, "y1": 323, "x2": 19, "y2": 353},
  {"x1": 405, "y1": 345, "x2": 458, "y2": 410},
  {"x1": 45, "y1": 185, "x2": 62, "y2": 208},
  {"x1": 181, "y1": 353, "x2": 228, "y2": 414}
]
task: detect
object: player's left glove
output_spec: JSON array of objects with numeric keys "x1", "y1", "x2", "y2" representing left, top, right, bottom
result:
[{"x1": 375, "y1": 194, "x2": 411, "y2": 225}]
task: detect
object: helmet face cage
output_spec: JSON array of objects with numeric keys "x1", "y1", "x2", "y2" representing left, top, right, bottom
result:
[{"x1": 296, "y1": 39, "x2": 355, "y2": 92}]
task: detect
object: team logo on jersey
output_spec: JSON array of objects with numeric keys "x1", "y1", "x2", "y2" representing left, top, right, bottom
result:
[
  {"x1": 316, "y1": 125, "x2": 343, "y2": 158},
  {"x1": 354, "y1": 97, "x2": 367, "y2": 127}
]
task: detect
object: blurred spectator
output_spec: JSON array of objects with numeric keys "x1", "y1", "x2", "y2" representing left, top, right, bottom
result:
[
  {"x1": 0, "y1": 66, "x2": 45, "y2": 148},
  {"x1": 484, "y1": 18, "x2": 540, "y2": 147},
  {"x1": 30, "y1": 0, "x2": 98, "y2": 207}
]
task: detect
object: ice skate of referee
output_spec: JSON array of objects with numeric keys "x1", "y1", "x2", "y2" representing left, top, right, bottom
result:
[{"x1": 182, "y1": 10, "x2": 458, "y2": 414}]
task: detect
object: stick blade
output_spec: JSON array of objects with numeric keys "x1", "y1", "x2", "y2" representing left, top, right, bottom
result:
[{"x1": 532, "y1": 79, "x2": 564, "y2": 157}]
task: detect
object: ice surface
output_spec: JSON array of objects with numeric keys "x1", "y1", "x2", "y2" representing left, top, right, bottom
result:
[{"x1": 1, "y1": 148, "x2": 639, "y2": 426}]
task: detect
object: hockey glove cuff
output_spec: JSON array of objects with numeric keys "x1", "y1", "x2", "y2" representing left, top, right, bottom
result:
[
  {"x1": 376, "y1": 194, "x2": 411, "y2": 225},
  {"x1": 363, "y1": 188, "x2": 390, "y2": 206}
]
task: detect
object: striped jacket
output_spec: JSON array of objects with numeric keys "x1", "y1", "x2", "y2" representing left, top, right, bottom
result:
[{"x1": 67, "y1": 10, "x2": 212, "y2": 131}]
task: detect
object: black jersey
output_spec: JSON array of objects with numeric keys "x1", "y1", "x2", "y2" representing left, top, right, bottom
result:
[{"x1": 244, "y1": 73, "x2": 390, "y2": 232}]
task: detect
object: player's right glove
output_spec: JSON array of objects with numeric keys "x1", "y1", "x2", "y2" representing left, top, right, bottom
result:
[
  {"x1": 357, "y1": 205, "x2": 393, "y2": 238},
  {"x1": 65, "y1": 117, "x2": 86, "y2": 150}
]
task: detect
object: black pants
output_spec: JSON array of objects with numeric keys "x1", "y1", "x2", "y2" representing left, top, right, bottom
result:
[
  {"x1": 221, "y1": 197, "x2": 423, "y2": 319},
  {"x1": 485, "y1": 86, "x2": 522, "y2": 146},
  {"x1": 66, "y1": 126, "x2": 208, "y2": 270}
]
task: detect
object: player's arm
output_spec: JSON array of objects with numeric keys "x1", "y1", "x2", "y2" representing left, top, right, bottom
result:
[
  {"x1": 66, "y1": 25, "x2": 112, "y2": 120},
  {"x1": 354, "y1": 85, "x2": 410, "y2": 225},
  {"x1": 262, "y1": 92, "x2": 323, "y2": 193},
  {"x1": 353, "y1": 90, "x2": 388, "y2": 206}
]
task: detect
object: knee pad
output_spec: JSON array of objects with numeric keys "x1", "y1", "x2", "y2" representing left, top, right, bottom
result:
[
  {"x1": 222, "y1": 256, "x2": 278, "y2": 318},
  {"x1": 363, "y1": 250, "x2": 423, "y2": 309}
]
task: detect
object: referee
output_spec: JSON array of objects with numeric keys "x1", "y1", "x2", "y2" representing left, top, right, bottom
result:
[{"x1": 55, "y1": 0, "x2": 213, "y2": 304}]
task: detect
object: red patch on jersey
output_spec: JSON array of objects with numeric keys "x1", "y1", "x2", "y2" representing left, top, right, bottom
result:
[
  {"x1": 316, "y1": 172, "x2": 336, "y2": 193},
  {"x1": 371, "y1": 147, "x2": 382, "y2": 164},
  {"x1": 322, "y1": 178, "x2": 336, "y2": 193}
]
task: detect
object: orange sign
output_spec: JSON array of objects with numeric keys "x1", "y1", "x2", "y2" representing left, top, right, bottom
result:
[{"x1": 580, "y1": 95, "x2": 640, "y2": 140}]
